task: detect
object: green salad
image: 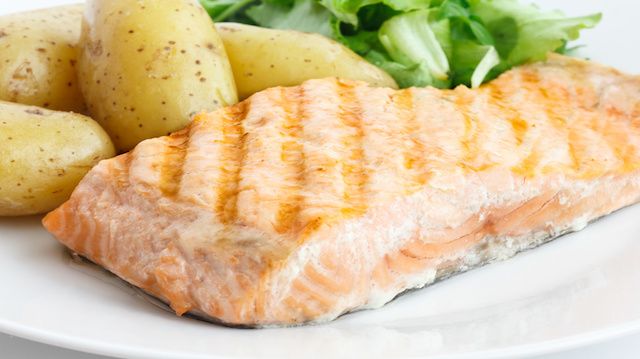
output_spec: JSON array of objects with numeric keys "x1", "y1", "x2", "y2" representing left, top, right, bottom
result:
[{"x1": 200, "y1": 0, "x2": 601, "y2": 89}]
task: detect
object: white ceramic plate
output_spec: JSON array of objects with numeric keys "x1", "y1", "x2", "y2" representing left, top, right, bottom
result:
[{"x1": 1, "y1": 1, "x2": 639, "y2": 358}]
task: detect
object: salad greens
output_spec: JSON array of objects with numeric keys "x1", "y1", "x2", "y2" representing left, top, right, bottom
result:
[{"x1": 200, "y1": 0, "x2": 601, "y2": 89}]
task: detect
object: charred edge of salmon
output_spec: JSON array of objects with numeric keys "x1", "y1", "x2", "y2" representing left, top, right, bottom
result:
[{"x1": 63, "y1": 209, "x2": 620, "y2": 329}]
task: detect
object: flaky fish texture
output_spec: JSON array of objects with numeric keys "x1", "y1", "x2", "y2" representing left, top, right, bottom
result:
[{"x1": 44, "y1": 55, "x2": 640, "y2": 327}]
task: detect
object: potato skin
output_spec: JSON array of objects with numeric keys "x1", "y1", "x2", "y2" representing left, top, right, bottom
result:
[
  {"x1": 0, "y1": 5, "x2": 86, "y2": 112},
  {"x1": 79, "y1": 0, "x2": 238, "y2": 152},
  {"x1": 0, "y1": 102, "x2": 115, "y2": 216},
  {"x1": 215, "y1": 23, "x2": 398, "y2": 99}
]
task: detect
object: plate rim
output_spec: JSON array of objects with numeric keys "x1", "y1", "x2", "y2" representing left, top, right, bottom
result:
[{"x1": 3, "y1": 315, "x2": 640, "y2": 359}]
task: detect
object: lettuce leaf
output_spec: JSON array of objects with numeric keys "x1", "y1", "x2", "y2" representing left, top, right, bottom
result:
[
  {"x1": 379, "y1": 10, "x2": 451, "y2": 87},
  {"x1": 320, "y1": 0, "x2": 431, "y2": 25},
  {"x1": 469, "y1": 0, "x2": 602, "y2": 70},
  {"x1": 199, "y1": 0, "x2": 601, "y2": 89},
  {"x1": 365, "y1": 51, "x2": 432, "y2": 88},
  {"x1": 247, "y1": 0, "x2": 334, "y2": 36},
  {"x1": 200, "y1": 0, "x2": 258, "y2": 22}
]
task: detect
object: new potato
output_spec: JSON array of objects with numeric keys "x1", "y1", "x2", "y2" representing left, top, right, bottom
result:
[
  {"x1": 79, "y1": 0, "x2": 238, "y2": 152},
  {"x1": 215, "y1": 23, "x2": 398, "y2": 99},
  {"x1": 0, "y1": 5, "x2": 86, "y2": 112},
  {"x1": 0, "y1": 102, "x2": 115, "y2": 216}
]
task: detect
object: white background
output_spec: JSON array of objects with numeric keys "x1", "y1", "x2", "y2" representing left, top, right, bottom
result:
[{"x1": 1, "y1": 0, "x2": 640, "y2": 358}]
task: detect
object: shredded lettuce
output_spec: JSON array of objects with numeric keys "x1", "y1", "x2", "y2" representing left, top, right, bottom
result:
[
  {"x1": 200, "y1": 0, "x2": 601, "y2": 89},
  {"x1": 379, "y1": 10, "x2": 451, "y2": 87},
  {"x1": 200, "y1": 0, "x2": 256, "y2": 22},
  {"x1": 470, "y1": 45, "x2": 499, "y2": 88},
  {"x1": 469, "y1": 0, "x2": 602, "y2": 70},
  {"x1": 246, "y1": 0, "x2": 334, "y2": 36},
  {"x1": 320, "y1": 0, "x2": 431, "y2": 25}
]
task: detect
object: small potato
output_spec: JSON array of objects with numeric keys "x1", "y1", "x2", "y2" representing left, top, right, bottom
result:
[
  {"x1": 215, "y1": 23, "x2": 398, "y2": 99},
  {"x1": 79, "y1": 0, "x2": 238, "y2": 152},
  {"x1": 0, "y1": 102, "x2": 115, "y2": 216},
  {"x1": 0, "y1": 5, "x2": 86, "y2": 112}
]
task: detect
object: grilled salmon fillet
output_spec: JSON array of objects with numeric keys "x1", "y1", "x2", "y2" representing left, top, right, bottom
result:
[{"x1": 43, "y1": 54, "x2": 640, "y2": 327}]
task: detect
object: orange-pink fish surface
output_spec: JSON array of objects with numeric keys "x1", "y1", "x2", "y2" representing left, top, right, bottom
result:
[{"x1": 44, "y1": 55, "x2": 640, "y2": 327}]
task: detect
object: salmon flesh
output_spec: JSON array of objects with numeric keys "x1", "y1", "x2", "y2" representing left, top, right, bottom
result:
[{"x1": 43, "y1": 55, "x2": 640, "y2": 327}]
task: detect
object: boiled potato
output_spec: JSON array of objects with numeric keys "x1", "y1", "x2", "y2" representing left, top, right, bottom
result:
[
  {"x1": 215, "y1": 23, "x2": 398, "y2": 99},
  {"x1": 0, "y1": 102, "x2": 115, "y2": 216},
  {"x1": 79, "y1": 0, "x2": 238, "y2": 152},
  {"x1": 0, "y1": 5, "x2": 86, "y2": 112}
]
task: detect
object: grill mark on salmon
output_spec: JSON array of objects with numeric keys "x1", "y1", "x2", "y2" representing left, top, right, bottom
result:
[
  {"x1": 43, "y1": 55, "x2": 640, "y2": 327},
  {"x1": 337, "y1": 81, "x2": 369, "y2": 216},
  {"x1": 517, "y1": 69, "x2": 568, "y2": 176},
  {"x1": 510, "y1": 118, "x2": 529, "y2": 146},
  {"x1": 159, "y1": 131, "x2": 189, "y2": 196},
  {"x1": 295, "y1": 80, "x2": 344, "y2": 230},
  {"x1": 488, "y1": 83, "x2": 528, "y2": 147},
  {"x1": 175, "y1": 115, "x2": 223, "y2": 207},
  {"x1": 454, "y1": 89, "x2": 482, "y2": 171},
  {"x1": 393, "y1": 89, "x2": 429, "y2": 189},
  {"x1": 236, "y1": 91, "x2": 310, "y2": 232},
  {"x1": 275, "y1": 86, "x2": 305, "y2": 234},
  {"x1": 116, "y1": 153, "x2": 133, "y2": 189},
  {"x1": 467, "y1": 89, "x2": 498, "y2": 172},
  {"x1": 216, "y1": 103, "x2": 248, "y2": 224}
]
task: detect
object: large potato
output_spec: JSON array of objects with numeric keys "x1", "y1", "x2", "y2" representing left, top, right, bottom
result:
[
  {"x1": 0, "y1": 102, "x2": 115, "y2": 216},
  {"x1": 79, "y1": 0, "x2": 238, "y2": 152},
  {"x1": 0, "y1": 5, "x2": 86, "y2": 112},
  {"x1": 215, "y1": 23, "x2": 398, "y2": 99}
]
